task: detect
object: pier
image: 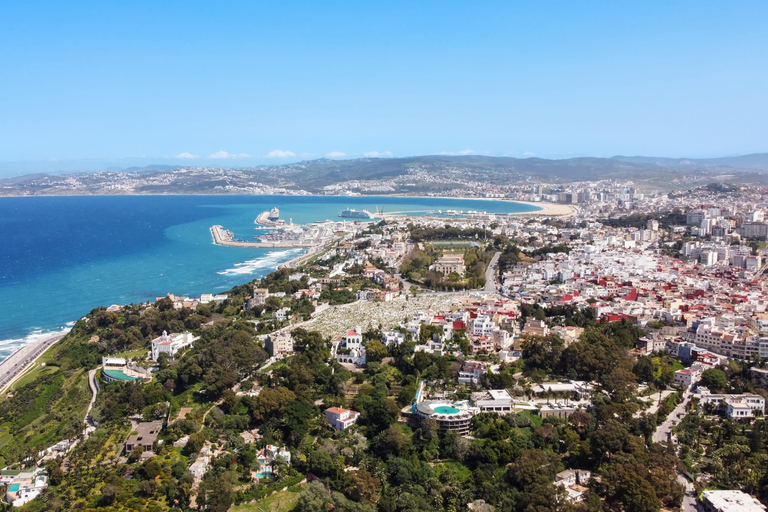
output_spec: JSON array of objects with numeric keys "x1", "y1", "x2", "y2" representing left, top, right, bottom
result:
[{"x1": 210, "y1": 225, "x2": 318, "y2": 248}]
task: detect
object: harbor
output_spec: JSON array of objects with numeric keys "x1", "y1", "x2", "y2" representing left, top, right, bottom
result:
[{"x1": 210, "y1": 225, "x2": 320, "y2": 248}]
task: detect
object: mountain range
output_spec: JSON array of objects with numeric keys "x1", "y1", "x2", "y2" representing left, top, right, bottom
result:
[{"x1": 2, "y1": 153, "x2": 767, "y2": 196}]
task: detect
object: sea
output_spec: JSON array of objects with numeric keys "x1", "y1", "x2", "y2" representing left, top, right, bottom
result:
[{"x1": 0, "y1": 195, "x2": 539, "y2": 362}]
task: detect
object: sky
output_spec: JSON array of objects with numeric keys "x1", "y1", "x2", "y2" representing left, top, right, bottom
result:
[{"x1": 1, "y1": 1, "x2": 767, "y2": 177}]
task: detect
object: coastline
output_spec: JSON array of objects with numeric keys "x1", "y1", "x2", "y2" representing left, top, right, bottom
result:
[
  {"x1": 0, "y1": 329, "x2": 69, "y2": 392},
  {"x1": 0, "y1": 193, "x2": 567, "y2": 363}
]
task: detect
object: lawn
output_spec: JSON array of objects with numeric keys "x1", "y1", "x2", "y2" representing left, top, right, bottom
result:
[
  {"x1": 231, "y1": 484, "x2": 305, "y2": 512},
  {"x1": 112, "y1": 348, "x2": 150, "y2": 360},
  {"x1": 11, "y1": 363, "x2": 57, "y2": 390}
]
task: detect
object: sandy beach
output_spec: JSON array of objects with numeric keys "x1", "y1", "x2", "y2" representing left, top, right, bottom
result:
[
  {"x1": 507, "y1": 200, "x2": 576, "y2": 216},
  {"x1": 378, "y1": 194, "x2": 577, "y2": 217}
]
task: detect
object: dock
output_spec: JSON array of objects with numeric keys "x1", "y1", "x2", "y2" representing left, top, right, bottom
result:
[{"x1": 210, "y1": 225, "x2": 317, "y2": 248}]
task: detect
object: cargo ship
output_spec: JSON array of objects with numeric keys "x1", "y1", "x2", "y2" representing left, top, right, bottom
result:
[{"x1": 339, "y1": 208, "x2": 375, "y2": 219}]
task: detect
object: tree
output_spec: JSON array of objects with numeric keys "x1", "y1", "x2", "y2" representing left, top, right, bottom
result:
[
  {"x1": 187, "y1": 431, "x2": 206, "y2": 454},
  {"x1": 701, "y1": 368, "x2": 729, "y2": 392},
  {"x1": 250, "y1": 386, "x2": 296, "y2": 422},
  {"x1": 633, "y1": 356, "x2": 655, "y2": 383},
  {"x1": 346, "y1": 469, "x2": 381, "y2": 504},
  {"x1": 128, "y1": 445, "x2": 144, "y2": 463},
  {"x1": 602, "y1": 367, "x2": 638, "y2": 402},
  {"x1": 295, "y1": 481, "x2": 334, "y2": 512},
  {"x1": 521, "y1": 335, "x2": 563, "y2": 373},
  {"x1": 365, "y1": 340, "x2": 388, "y2": 363}
]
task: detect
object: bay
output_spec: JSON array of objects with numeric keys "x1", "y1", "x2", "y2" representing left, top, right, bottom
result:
[{"x1": 0, "y1": 194, "x2": 539, "y2": 360}]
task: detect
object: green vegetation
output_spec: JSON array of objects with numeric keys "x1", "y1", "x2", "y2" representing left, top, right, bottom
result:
[
  {"x1": 0, "y1": 261, "x2": 714, "y2": 511},
  {"x1": 401, "y1": 245, "x2": 493, "y2": 290},
  {"x1": 231, "y1": 483, "x2": 305, "y2": 511}
]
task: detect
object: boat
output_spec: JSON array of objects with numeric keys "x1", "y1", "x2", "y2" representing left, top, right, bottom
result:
[
  {"x1": 339, "y1": 208, "x2": 375, "y2": 219},
  {"x1": 268, "y1": 207, "x2": 280, "y2": 221}
]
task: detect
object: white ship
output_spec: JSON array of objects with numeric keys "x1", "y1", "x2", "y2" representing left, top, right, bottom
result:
[{"x1": 339, "y1": 208, "x2": 375, "y2": 219}]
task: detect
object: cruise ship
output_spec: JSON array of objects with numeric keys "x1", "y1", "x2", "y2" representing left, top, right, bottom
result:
[
  {"x1": 339, "y1": 208, "x2": 375, "y2": 219},
  {"x1": 268, "y1": 207, "x2": 280, "y2": 221}
]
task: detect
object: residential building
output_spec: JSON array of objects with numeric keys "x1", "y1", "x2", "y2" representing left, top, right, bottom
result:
[
  {"x1": 150, "y1": 331, "x2": 199, "y2": 361},
  {"x1": 124, "y1": 420, "x2": 164, "y2": 455},
  {"x1": 3, "y1": 468, "x2": 48, "y2": 507},
  {"x1": 325, "y1": 407, "x2": 360, "y2": 430},
  {"x1": 256, "y1": 445, "x2": 291, "y2": 478},
  {"x1": 674, "y1": 368, "x2": 700, "y2": 388},
  {"x1": 471, "y1": 389, "x2": 514, "y2": 414},
  {"x1": 458, "y1": 361, "x2": 488, "y2": 385},
  {"x1": 247, "y1": 288, "x2": 270, "y2": 309},
  {"x1": 701, "y1": 490, "x2": 767, "y2": 512},
  {"x1": 265, "y1": 332, "x2": 293, "y2": 357}
]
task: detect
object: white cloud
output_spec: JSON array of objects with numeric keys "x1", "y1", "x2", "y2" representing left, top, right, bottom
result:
[
  {"x1": 363, "y1": 151, "x2": 393, "y2": 158},
  {"x1": 207, "y1": 151, "x2": 251, "y2": 159},
  {"x1": 326, "y1": 151, "x2": 347, "y2": 158},
  {"x1": 176, "y1": 152, "x2": 199, "y2": 159},
  {"x1": 438, "y1": 149, "x2": 476, "y2": 156},
  {"x1": 267, "y1": 149, "x2": 296, "y2": 158}
]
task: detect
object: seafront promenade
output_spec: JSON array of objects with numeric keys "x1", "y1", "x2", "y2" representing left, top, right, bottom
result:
[{"x1": 0, "y1": 330, "x2": 69, "y2": 392}]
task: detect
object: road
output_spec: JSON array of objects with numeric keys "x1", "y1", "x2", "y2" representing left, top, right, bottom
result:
[
  {"x1": 0, "y1": 331, "x2": 69, "y2": 392},
  {"x1": 652, "y1": 389, "x2": 698, "y2": 511},
  {"x1": 394, "y1": 273, "x2": 413, "y2": 294},
  {"x1": 652, "y1": 389, "x2": 690, "y2": 443},
  {"x1": 85, "y1": 369, "x2": 99, "y2": 430},
  {"x1": 484, "y1": 251, "x2": 501, "y2": 292}
]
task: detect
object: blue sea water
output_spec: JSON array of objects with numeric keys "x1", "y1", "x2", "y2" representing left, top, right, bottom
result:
[{"x1": 0, "y1": 195, "x2": 539, "y2": 360}]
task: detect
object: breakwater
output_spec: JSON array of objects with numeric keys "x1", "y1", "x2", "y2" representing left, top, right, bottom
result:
[{"x1": 210, "y1": 225, "x2": 316, "y2": 248}]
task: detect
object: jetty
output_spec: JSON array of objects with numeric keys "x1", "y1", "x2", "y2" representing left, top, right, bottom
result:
[{"x1": 210, "y1": 225, "x2": 317, "y2": 248}]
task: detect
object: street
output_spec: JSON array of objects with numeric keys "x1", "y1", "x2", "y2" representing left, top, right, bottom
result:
[
  {"x1": 651, "y1": 389, "x2": 698, "y2": 511},
  {"x1": 484, "y1": 251, "x2": 501, "y2": 292}
]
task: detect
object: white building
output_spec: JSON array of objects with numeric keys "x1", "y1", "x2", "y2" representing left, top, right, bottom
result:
[
  {"x1": 472, "y1": 389, "x2": 514, "y2": 414},
  {"x1": 674, "y1": 368, "x2": 700, "y2": 388},
  {"x1": 2, "y1": 469, "x2": 47, "y2": 507},
  {"x1": 151, "y1": 331, "x2": 199, "y2": 361},
  {"x1": 701, "y1": 490, "x2": 767, "y2": 512},
  {"x1": 471, "y1": 315, "x2": 495, "y2": 337},
  {"x1": 381, "y1": 330, "x2": 406, "y2": 345},
  {"x1": 274, "y1": 307, "x2": 292, "y2": 321},
  {"x1": 325, "y1": 407, "x2": 360, "y2": 430},
  {"x1": 335, "y1": 327, "x2": 366, "y2": 366},
  {"x1": 697, "y1": 391, "x2": 765, "y2": 419}
]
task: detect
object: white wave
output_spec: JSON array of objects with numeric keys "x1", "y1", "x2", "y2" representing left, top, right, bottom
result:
[
  {"x1": 0, "y1": 325, "x2": 73, "y2": 362},
  {"x1": 217, "y1": 249, "x2": 304, "y2": 276}
]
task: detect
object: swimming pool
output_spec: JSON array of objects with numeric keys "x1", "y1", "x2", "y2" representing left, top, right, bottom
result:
[
  {"x1": 433, "y1": 405, "x2": 460, "y2": 414},
  {"x1": 102, "y1": 369, "x2": 138, "y2": 381}
]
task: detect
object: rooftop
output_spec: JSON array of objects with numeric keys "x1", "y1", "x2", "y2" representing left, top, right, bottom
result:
[{"x1": 702, "y1": 490, "x2": 767, "y2": 512}]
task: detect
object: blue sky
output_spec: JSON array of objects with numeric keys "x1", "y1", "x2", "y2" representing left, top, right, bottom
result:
[{"x1": 1, "y1": 1, "x2": 766, "y2": 176}]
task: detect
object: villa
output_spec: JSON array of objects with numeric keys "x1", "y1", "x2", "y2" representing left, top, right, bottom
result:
[
  {"x1": 2, "y1": 468, "x2": 48, "y2": 507},
  {"x1": 325, "y1": 407, "x2": 360, "y2": 430},
  {"x1": 150, "y1": 331, "x2": 199, "y2": 361},
  {"x1": 255, "y1": 445, "x2": 291, "y2": 480}
]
